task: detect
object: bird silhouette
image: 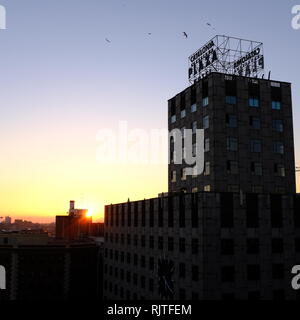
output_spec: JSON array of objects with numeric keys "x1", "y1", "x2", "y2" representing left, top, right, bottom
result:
[
  {"x1": 206, "y1": 23, "x2": 216, "y2": 31},
  {"x1": 105, "y1": 38, "x2": 111, "y2": 43},
  {"x1": 183, "y1": 32, "x2": 188, "y2": 38}
]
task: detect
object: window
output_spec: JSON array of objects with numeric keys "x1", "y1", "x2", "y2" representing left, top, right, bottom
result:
[
  {"x1": 149, "y1": 257, "x2": 154, "y2": 270},
  {"x1": 133, "y1": 254, "x2": 138, "y2": 266},
  {"x1": 221, "y1": 266, "x2": 235, "y2": 282},
  {"x1": 179, "y1": 289, "x2": 186, "y2": 300},
  {"x1": 168, "y1": 197, "x2": 174, "y2": 227},
  {"x1": 204, "y1": 162, "x2": 210, "y2": 176},
  {"x1": 181, "y1": 126, "x2": 186, "y2": 139},
  {"x1": 228, "y1": 185, "x2": 239, "y2": 193},
  {"x1": 204, "y1": 138, "x2": 210, "y2": 152},
  {"x1": 274, "y1": 142, "x2": 284, "y2": 154},
  {"x1": 226, "y1": 114, "x2": 238, "y2": 128},
  {"x1": 204, "y1": 185, "x2": 211, "y2": 192},
  {"x1": 158, "y1": 236, "x2": 164, "y2": 250},
  {"x1": 221, "y1": 239, "x2": 234, "y2": 255},
  {"x1": 274, "y1": 164, "x2": 285, "y2": 177},
  {"x1": 192, "y1": 266, "x2": 199, "y2": 281},
  {"x1": 192, "y1": 239, "x2": 199, "y2": 254},
  {"x1": 221, "y1": 193, "x2": 234, "y2": 228},
  {"x1": 249, "y1": 116, "x2": 261, "y2": 129},
  {"x1": 225, "y1": 96, "x2": 237, "y2": 104},
  {"x1": 191, "y1": 103, "x2": 197, "y2": 113},
  {"x1": 271, "y1": 195, "x2": 283, "y2": 228},
  {"x1": 181, "y1": 168, "x2": 187, "y2": 181},
  {"x1": 179, "y1": 263, "x2": 186, "y2": 278},
  {"x1": 192, "y1": 292, "x2": 199, "y2": 300},
  {"x1": 192, "y1": 121, "x2": 197, "y2": 134},
  {"x1": 249, "y1": 98, "x2": 260, "y2": 107},
  {"x1": 295, "y1": 238, "x2": 300, "y2": 253},
  {"x1": 251, "y1": 162, "x2": 263, "y2": 176},
  {"x1": 227, "y1": 137, "x2": 238, "y2": 151},
  {"x1": 246, "y1": 194, "x2": 259, "y2": 228},
  {"x1": 181, "y1": 109, "x2": 186, "y2": 118},
  {"x1": 149, "y1": 278, "x2": 154, "y2": 292},
  {"x1": 271, "y1": 82, "x2": 281, "y2": 88},
  {"x1": 273, "y1": 120, "x2": 283, "y2": 132},
  {"x1": 179, "y1": 238, "x2": 186, "y2": 253},
  {"x1": 272, "y1": 264, "x2": 284, "y2": 280},
  {"x1": 171, "y1": 115, "x2": 176, "y2": 124},
  {"x1": 149, "y1": 236, "x2": 154, "y2": 249},
  {"x1": 247, "y1": 239, "x2": 260, "y2": 254},
  {"x1": 141, "y1": 236, "x2": 146, "y2": 248},
  {"x1": 192, "y1": 187, "x2": 198, "y2": 193},
  {"x1": 171, "y1": 170, "x2": 176, "y2": 183},
  {"x1": 192, "y1": 143, "x2": 197, "y2": 157},
  {"x1": 202, "y1": 97, "x2": 209, "y2": 107},
  {"x1": 227, "y1": 160, "x2": 238, "y2": 174},
  {"x1": 272, "y1": 101, "x2": 281, "y2": 110},
  {"x1": 272, "y1": 238, "x2": 283, "y2": 254},
  {"x1": 250, "y1": 140, "x2": 262, "y2": 153},
  {"x1": 225, "y1": 78, "x2": 237, "y2": 97},
  {"x1": 247, "y1": 265, "x2": 260, "y2": 281},
  {"x1": 252, "y1": 185, "x2": 263, "y2": 193},
  {"x1": 203, "y1": 115, "x2": 210, "y2": 129},
  {"x1": 168, "y1": 237, "x2": 174, "y2": 251}
]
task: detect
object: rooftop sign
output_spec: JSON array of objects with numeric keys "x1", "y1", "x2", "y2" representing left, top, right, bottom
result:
[{"x1": 188, "y1": 35, "x2": 264, "y2": 83}]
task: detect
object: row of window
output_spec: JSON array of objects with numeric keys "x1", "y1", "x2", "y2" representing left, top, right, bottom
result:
[
  {"x1": 104, "y1": 280, "x2": 202, "y2": 300},
  {"x1": 104, "y1": 237, "x2": 300, "y2": 259},
  {"x1": 171, "y1": 98, "x2": 282, "y2": 123},
  {"x1": 105, "y1": 194, "x2": 294, "y2": 229},
  {"x1": 104, "y1": 280, "x2": 290, "y2": 301},
  {"x1": 170, "y1": 139, "x2": 285, "y2": 167},
  {"x1": 104, "y1": 235, "x2": 199, "y2": 253},
  {"x1": 227, "y1": 138, "x2": 285, "y2": 153},
  {"x1": 104, "y1": 262, "x2": 287, "y2": 286},
  {"x1": 221, "y1": 264, "x2": 286, "y2": 283},
  {"x1": 104, "y1": 262, "x2": 200, "y2": 281},
  {"x1": 174, "y1": 161, "x2": 286, "y2": 182},
  {"x1": 177, "y1": 185, "x2": 286, "y2": 194}
]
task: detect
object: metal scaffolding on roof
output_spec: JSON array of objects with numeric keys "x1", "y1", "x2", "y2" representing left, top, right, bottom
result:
[{"x1": 188, "y1": 35, "x2": 265, "y2": 83}]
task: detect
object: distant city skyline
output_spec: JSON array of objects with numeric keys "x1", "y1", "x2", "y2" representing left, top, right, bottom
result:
[{"x1": 0, "y1": 0, "x2": 299, "y2": 222}]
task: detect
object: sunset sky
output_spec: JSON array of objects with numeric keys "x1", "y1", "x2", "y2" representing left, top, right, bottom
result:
[{"x1": 0, "y1": 0, "x2": 299, "y2": 223}]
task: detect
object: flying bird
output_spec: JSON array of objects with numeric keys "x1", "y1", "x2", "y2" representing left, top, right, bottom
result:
[
  {"x1": 183, "y1": 32, "x2": 188, "y2": 38},
  {"x1": 206, "y1": 23, "x2": 216, "y2": 31},
  {"x1": 105, "y1": 38, "x2": 111, "y2": 43}
]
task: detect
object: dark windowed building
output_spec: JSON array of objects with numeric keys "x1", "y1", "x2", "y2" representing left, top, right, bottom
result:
[
  {"x1": 168, "y1": 73, "x2": 296, "y2": 194},
  {"x1": 103, "y1": 36, "x2": 299, "y2": 300}
]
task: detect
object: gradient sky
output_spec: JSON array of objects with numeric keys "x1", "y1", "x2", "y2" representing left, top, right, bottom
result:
[{"x1": 0, "y1": 0, "x2": 299, "y2": 222}]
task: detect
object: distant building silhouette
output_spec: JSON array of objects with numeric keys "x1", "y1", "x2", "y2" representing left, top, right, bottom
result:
[
  {"x1": 0, "y1": 231, "x2": 102, "y2": 301},
  {"x1": 56, "y1": 201, "x2": 104, "y2": 240}
]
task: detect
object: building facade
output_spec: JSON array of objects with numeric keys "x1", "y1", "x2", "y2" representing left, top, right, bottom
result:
[
  {"x1": 103, "y1": 192, "x2": 300, "y2": 300},
  {"x1": 0, "y1": 237, "x2": 101, "y2": 301},
  {"x1": 168, "y1": 73, "x2": 296, "y2": 195}
]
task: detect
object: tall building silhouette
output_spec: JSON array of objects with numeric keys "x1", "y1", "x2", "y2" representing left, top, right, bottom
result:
[{"x1": 168, "y1": 73, "x2": 296, "y2": 194}]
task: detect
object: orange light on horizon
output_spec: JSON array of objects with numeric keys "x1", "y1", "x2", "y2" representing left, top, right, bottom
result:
[{"x1": 86, "y1": 209, "x2": 93, "y2": 218}]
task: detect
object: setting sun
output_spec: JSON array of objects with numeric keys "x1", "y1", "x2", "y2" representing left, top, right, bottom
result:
[{"x1": 86, "y1": 210, "x2": 93, "y2": 218}]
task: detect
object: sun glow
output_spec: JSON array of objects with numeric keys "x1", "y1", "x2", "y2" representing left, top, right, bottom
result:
[{"x1": 86, "y1": 209, "x2": 93, "y2": 218}]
